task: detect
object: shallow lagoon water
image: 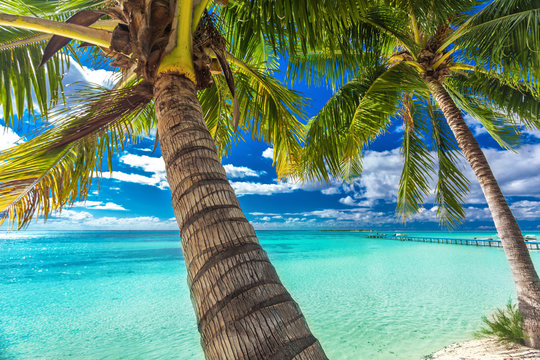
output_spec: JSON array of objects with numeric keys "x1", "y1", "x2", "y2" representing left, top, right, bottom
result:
[{"x1": 1, "y1": 230, "x2": 539, "y2": 359}]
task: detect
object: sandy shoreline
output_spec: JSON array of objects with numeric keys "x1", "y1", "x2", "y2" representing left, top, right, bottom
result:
[{"x1": 427, "y1": 338, "x2": 540, "y2": 359}]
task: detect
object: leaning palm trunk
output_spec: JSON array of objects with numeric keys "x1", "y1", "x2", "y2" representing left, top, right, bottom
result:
[
  {"x1": 154, "y1": 73, "x2": 327, "y2": 360},
  {"x1": 429, "y1": 79, "x2": 540, "y2": 347}
]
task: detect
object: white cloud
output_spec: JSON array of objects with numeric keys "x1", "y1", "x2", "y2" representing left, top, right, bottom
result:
[
  {"x1": 250, "y1": 212, "x2": 274, "y2": 216},
  {"x1": 223, "y1": 164, "x2": 264, "y2": 178},
  {"x1": 63, "y1": 59, "x2": 117, "y2": 89},
  {"x1": 72, "y1": 201, "x2": 126, "y2": 211},
  {"x1": 0, "y1": 126, "x2": 22, "y2": 150},
  {"x1": 44, "y1": 210, "x2": 178, "y2": 230},
  {"x1": 262, "y1": 148, "x2": 274, "y2": 159},
  {"x1": 509, "y1": 200, "x2": 540, "y2": 220},
  {"x1": 120, "y1": 154, "x2": 166, "y2": 173},
  {"x1": 321, "y1": 187, "x2": 341, "y2": 195},
  {"x1": 230, "y1": 180, "x2": 301, "y2": 196},
  {"x1": 106, "y1": 154, "x2": 169, "y2": 189},
  {"x1": 317, "y1": 143, "x2": 540, "y2": 211},
  {"x1": 339, "y1": 196, "x2": 357, "y2": 206},
  {"x1": 56, "y1": 209, "x2": 94, "y2": 222},
  {"x1": 483, "y1": 145, "x2": 540, "y2": 197},
  {"x1": 260, "y1": 216, "x2": 271, "y2": 221},
  {"x1": 109, "y1": 171, "x2": 169, "y2": 190},
  {"x1": 303, "y1": 208, "x2": 396, "y2": 223}
]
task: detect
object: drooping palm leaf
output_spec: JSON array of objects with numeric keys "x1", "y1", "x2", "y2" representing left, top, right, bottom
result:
[
  {"x1": 0, "y1": 38, "x2": 69, "y2": 127},
  {"x1": 0, "y1": 0, "x2": 110, "y2": 127},
  {"x1": 444, "y1": 81, "x2": 523, "y2": 150},
  {"x1": 0, "y1": 82, "x2": 154, "y2": 228},
  {"x1": 397, "y1": 96, "x2": 434, "y2": 220},
  {"x1": 219, "y1": 0, "x2": 369, "y2": 57},
  {"x1": 298, "y1": 62, "x2": 428, "y2": 183},
  {"x1": 426, "y1": 98, "x2": 469, "y2": 226},
  {"x1": 39, "y1": 9, "x2": 105, "y2": 67},
  {"x1": 224, "y1": 52, "x2": 307, "y2": 177},
  {"x1": 447, "y1": 71, "x2": 540, "y2": 130},
  {"x1": 198, "y1": 73, "x2": 241, "y2": 158},
  {"x1": 451, "y1": 0, "x2": 540, "y2": 88}
]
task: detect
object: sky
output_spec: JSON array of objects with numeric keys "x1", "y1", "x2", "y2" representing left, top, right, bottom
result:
[{"x1": 2, "y1": 54, "x2": 540, "y2": 232}]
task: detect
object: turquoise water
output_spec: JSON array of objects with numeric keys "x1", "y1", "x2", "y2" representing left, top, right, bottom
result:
[{"x1": 1, "y1": 230, "x2": 540, "y2": 359}]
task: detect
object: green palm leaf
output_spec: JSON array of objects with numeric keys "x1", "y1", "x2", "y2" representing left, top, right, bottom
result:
[
  {"x1": 397, "y1": 95, "x2": 435, "y2": 221},
  {"x1": 447, "y1": 71, "x2": 540, "y2": 130},
  {"x1": 298, "y1": 62, "x2": 427, "y2": 183},
  {"x1": 444, "y1": 81, "x2": 523, "y2": 150},
  {"x1": 452, "y1": 0, "x2": 540, "y2": 87},
  {"x1": 0, "y1": 83, "x2": 154, "y2": 228},
  {"x1": 426, "y1": 98, "x2": 469, "y2": 226}
]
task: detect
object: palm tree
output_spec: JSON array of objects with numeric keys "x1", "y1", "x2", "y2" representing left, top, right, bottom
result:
[
  {"x1": 292, "y1": 0, "x2": 540, "y2": 348},
  {"x1": 0, "y1": 0, "x2": 333, "y2": 358}
]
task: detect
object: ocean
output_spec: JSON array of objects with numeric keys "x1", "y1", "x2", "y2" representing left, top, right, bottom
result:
[{"x1": 1, "y1": 230, "x2": 539, "y2": 359}]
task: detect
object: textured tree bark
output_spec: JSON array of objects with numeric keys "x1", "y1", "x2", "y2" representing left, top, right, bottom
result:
[
  {"x1": 429, "y1": 79, "x2": 540, "y2": 348},
  {"x1": 154, "y1": 73, "x2": 327, "y2": 359}
]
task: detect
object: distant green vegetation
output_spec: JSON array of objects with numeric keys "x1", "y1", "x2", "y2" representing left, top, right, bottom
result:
[{"x1": 476, "y1": 301, "x2": 524, "y2": 345}]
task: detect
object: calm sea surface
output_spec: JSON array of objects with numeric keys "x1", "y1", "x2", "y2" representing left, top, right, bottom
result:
[{"x1": 2, "y1": 230, "x2": 540, "y2": 359}]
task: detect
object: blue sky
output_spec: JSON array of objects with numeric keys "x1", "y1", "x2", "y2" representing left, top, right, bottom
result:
[{"x1": 2, "y1": 55, "x2": 540, "y2": 231}]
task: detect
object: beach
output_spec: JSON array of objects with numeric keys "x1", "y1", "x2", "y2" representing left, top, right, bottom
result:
[{"x1": 2, "y1": 230, "x2": 539, "y2": 359}]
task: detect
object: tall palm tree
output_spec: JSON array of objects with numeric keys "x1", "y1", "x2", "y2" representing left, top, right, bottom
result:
[
  {"x1": 291, "y1": 0, "x2": 540, "y2": 347},
  {"x1": 0, "y1": 0, "x2": 336, "y2": 358}
]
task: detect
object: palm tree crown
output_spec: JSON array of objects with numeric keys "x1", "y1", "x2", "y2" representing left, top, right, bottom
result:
[
  {"x1": 294, "y1": 0, "x2": 540, "y2": 226},
  {"x1": 0, "y1": 0, "x2": 313, "y2": 228}
]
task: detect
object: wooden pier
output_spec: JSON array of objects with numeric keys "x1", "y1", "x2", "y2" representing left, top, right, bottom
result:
[{"x1": 367, "y1": 234, "x2": 540, "y2": 250}]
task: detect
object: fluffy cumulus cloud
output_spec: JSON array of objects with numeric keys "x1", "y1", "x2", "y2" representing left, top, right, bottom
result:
[
  {"x1": 44, "y1": 210, "x2": 177, "y2": 230},
  {"x1": 121, "y1": 154, "x2": 166, "y2": 173},
  {"x1": 250, "y1": 143, "x2": 540, "y2": 228},
  {"x1": 318, "y1": 143, "x2": 540, "y2": 207},
  {"x1": 339, "y1": 196, "x2": 357, "y2": 206},
  {"x1": 71, "y1": 201, "x2": 127, "y2": 211},
  {"x1": 63, "y1": 59, "x2": 117, "y2": 89},
  {"x1": 223, "y1": 164, "x2": 264, "y2": 178},
  {"x1": 230, "y1": 181, "x2": 301, "y2": 196},
  {"x1": 321, "y1": 187, "x2": 341, "y2": 195},
  {"x1": 106, "y1": 154, "x2": 169, "y2": 189},
  {"x1": 480, "y1": 145, "x2": 540, "y2": 200},
  {"x1": 317, "y1": 148, "x2": 404, "y2": 203},
  {"x1": 0, "y1": 126, "x2": 21, "y2": 150},
  {"x1": 111, "y1": 154, "x2": 268, "y2": 189},
  {"x1": 262, "y1": 148, "x2": 274, "y2": 159},
  {"x1": 109, "y1": 171, "x2": 169, "y2": 189}
]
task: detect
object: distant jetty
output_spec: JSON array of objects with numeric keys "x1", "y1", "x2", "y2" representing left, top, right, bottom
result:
[{"x1": 368, "y1": 233, "x2": 540, "y2": 250}]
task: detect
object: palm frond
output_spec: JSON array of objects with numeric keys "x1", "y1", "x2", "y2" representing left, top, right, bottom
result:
[
  {"x1": 426, "y1": 98, "x2": 469, "y2": 227},
  {"x1": 0, "y1": 82, "x2": 154, "y2": 229},
  {"x1": 285, "y1": 10, "x2": 396, "y2": 89},
  {"x1": 225, "y1": 52, "x2": 307, "y2": 177},
  {"x1": 447, "y1": 71, "x2": 540, "y2": 130},
  {"x1": 0, "y1": 0, "x2": 105, "y2": 16},
  {"x1": 0, "y1": 39, "x2": 70, "y2": 128},
  {"x1": 444, "y1": 81, "x2": 523, "y2": 150},
  {"x1": 395, "y1": 0, "x2": 480, "y2": 34},
  {"x1": 397, "y1": 95, "x2": 434, "y2": 221},
  {"x1": 453, "y1": 0, "x2": 540, "y2": 87},
  {"x1": 198, "y1": 74, "x2": 242, "y2": 158},
  {"x1": 298, "y1": 62, "x2": 427, "y2": 183},
  {"x1": 220, "y1": 0, "x2": 369, "y2": 56}
]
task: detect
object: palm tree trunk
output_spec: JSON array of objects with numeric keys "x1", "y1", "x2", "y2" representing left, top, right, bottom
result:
[
  {"x1": 153, "y1": 73, "x2": 327, "y2": 359},
  {"x1": 429, "y1": 79, "x2": 540, "y2": 348}
]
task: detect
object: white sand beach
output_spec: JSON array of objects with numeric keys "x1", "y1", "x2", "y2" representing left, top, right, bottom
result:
[{"x1": 429, "y1": 338, "x2": 540, "y2": 359}]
